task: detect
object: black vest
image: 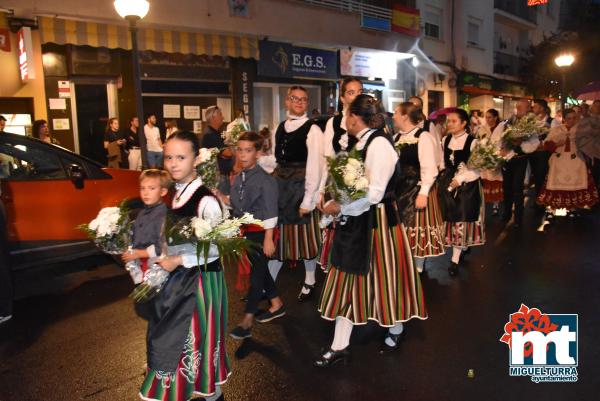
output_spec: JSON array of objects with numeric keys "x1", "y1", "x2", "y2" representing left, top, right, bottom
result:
[
  {"x1": 396, "y1": 128, "x2": 425, "y2": 226},
  {"x1": 444, "y1": 134, "x2": 475, "y2": 170},
  {"x1": 275, "y1": 119, "x2": 314, "y2": 164},
  {"x1": 398, "y1": 128, "x2": 424, "y2": 170},
  {"x1": 331, "y1": 114, "x2": 358, "y2": 154},
  {"x1": 171, "y1": 184, "x2": 216, "y2": 219}
]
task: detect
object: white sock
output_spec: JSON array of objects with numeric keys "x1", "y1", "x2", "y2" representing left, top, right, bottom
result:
[
  {"x1": 205, "y1": 386, "x2": 222, "y2": 401},
  {"x1": 414, "y1": 257, "x2": 425, "y2": 273},
  {"x1": 385, "y1": 323, "x2": 404, "y2": 347},
  {"x1": 268, "y1": 260, "x2": 283, "y2": 281},
  {"x1": 300, "y1": 259, "x2": 317, "y2": 294},
  {"x1": 451, "y1": 247, "x2": 462, "y2": 264},
  {"x1": 330, "y1": 317, "x2": 353, "y2": 351}
]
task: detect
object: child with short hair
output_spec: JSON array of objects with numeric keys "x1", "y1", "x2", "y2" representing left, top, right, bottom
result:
[
  {"x1": 221, "y1": 131, "x2": 282, "y2": 339},
  {"x1": 121, "y1": 169, "x2": 170, "y2": 282}
]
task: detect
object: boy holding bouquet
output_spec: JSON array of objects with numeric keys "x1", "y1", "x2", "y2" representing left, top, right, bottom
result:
[{"x1": 121, "y1": 169, "x2": 170, "y2": 282}]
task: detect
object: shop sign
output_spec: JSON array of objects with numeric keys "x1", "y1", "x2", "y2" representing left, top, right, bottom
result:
[
  {"x1": 340, "y1": 48, "x2": 400, "y2": 79},
  {"x1": 18, "y1": 27, "x2": 35, "y2": 81},
  {"x1": 258, "y1": 41, "x2": 338, "y2": 80},
  {"x1": 527, "y1": 0, "x2": 548, "y2": 6},
  {"x1": 0, "y1": 28, "x2": 10, "y2": 52}
]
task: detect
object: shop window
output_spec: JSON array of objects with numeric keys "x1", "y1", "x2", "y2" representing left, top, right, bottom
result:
[{"x1": 424, "y1": 7, "x2": 442, "y2": 40}]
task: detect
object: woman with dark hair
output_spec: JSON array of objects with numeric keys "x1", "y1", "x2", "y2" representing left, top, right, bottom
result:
[
  {"x1": 104, "y1": 118, "x2": 127, "y2": 169},
  {"x1": 392, "y1": 101, "x2": 445, "y2": 274},
  {"x1": 478, "y1": 109, "x2": 506, "y2": 215},
  {"x1": 318, "y1": 77, "x2": 363, "y2": 272},
  {"x1": 316, "y1": 94, "x2": 427, "y2": 366},
  {"x1": 32, "y1": 119, "x2": 58, "y2": 144},
  {"x1": 439, "y1": 109, "x2": 485, "y2": 277}
]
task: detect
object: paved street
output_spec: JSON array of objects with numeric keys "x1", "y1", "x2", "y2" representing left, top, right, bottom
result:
[{"x1": 1, "y1": 207, "x2": 599, "y2": 401}]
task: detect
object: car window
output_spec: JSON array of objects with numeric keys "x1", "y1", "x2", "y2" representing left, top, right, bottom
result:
[{"x1": 0, "y1": 142, "x2": 67, "y2": 180}]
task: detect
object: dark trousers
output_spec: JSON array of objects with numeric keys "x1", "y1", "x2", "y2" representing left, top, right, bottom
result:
[
  {"x1": 528, "y1": 151, "x2": 551, "y2": 198},
  {"x1": 245, "y1": 231, "x2": 278, "y2": 315},
  {"x1": 591, "y1": 158, "x2": 600, "y2": 191},
  {"x1": 0, "y1": 200, "x2": 13, "y2": 316},
  {"x1": 502, "y1": 156, "x2": 529, "y2": 222}
]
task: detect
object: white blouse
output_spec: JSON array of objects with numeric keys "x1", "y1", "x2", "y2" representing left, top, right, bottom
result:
[
  {"x1": 280, "y1": 113, "x2": 324, "y2": 211},
  {"x1": 340, "y1": 128, "x2": 399, "y2": 217}
]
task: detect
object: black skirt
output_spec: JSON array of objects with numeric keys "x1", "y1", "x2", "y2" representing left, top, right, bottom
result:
[{"x1": 438, "y1": 168, "x2": 481, "y2": 222}]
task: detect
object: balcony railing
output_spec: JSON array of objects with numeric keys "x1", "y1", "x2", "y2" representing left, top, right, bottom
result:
[
  {"x1": 494, "y1": 51, "x2": 528, "y2": 77},
  {"x1": 294, "y1": 0, "x2": 392, "y2": 21},
  {"x1": 494, "y1": 0, "x2": 537, "y2": 24}
]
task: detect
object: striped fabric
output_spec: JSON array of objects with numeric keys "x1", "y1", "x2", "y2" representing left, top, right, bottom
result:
[
  {"x1": 275, "y1": 210, "x2": 322, "y2": 261},
  {"x1": 38, "y1": 17, "x2": 258, "y2": 59},
  {"x1": 318, "y1": 204, "x2": 427, "y2": 326},
  {"x1": 406, "y1": 183, "x2": 446, "y2": 258},
  {"x1": 318, "y1": 226, "x2": 335, "y2": 271},
  {"x1": 139, "y1": 271, "x2": 231, "y2": 401},
  {"x1": 444, "y1": 184, "x2": 486, "y2": 248}
]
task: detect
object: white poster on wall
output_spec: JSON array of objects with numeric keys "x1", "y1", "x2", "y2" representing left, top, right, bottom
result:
[
  {"x1": 184, "y1": 105, "x2": 201, "y2": 120},
  {"x1": 52, "y1": 118, "x2": 70, "y2": 130},
  {"x1": 217, "y1": 98, "x2": 232, "y2": 122},
  {"x1": 49, "y1": 98, "x2": 67, "y2": 110},
  {"x1": 340, "y1": 48, "x2": 405, "y2": 80},
  {"x1": 163, "y1": 104, "x2": 181, "y2": 118},
  {"x1": 193, "y1": 120, "x2": 203, "y2": 134}
]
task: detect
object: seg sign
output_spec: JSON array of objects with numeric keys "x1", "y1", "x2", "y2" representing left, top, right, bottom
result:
[
  {"x1": 258, "y1": 40, "x2": 338, "y2": 80},
  {"x1": 18, "y1": 27, "x2": 36, "y2": 81}
]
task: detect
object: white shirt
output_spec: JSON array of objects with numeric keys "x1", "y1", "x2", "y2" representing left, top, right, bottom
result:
[
  {"x1": 442, "y1": 132, "x2": 480, "y2": 184},
  {"x1": 340, "y1": 128, "x2": 399, "y2": 217},
  {"x1": 319, "y1": 112, "x2": 348, "y2": 193},
  {"x1": 280, "y1": 113, "x2": 324, "y2": 211},
  {"x1": 144, "y1": 124, "x2": 163, "y2": 152},
  {"x1": 170, "y1": 177, "x2": 222, "y2": 268},
  {"x1": 395, "y1": 126, "x2": 442, "y2": 196}
]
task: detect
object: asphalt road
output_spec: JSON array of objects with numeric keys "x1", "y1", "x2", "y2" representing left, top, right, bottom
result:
[{"x1": 1, "y1": 207, "x2": 599, "y2": 401}]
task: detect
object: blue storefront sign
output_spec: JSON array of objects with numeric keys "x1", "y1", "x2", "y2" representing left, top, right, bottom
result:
[{"x1": 258, "y1": 40, "x2": 338, "y2": 80}]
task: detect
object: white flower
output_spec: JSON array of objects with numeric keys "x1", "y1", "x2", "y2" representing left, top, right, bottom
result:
[
  {"x1": 354, "y1": 177, "x2": 369, "y2": 191},
  {"x1": 198, "y1": 148, "x2": 213, "y2": 163},
  {"x1": 521, "y1": 137, "x2": 541, "y2": 154},
  {"x1": 191, "y1": 217, "x2": 212, "y2": 239},
  {"x1": 347, "y1": 158, "x2": 361, "y2": 169},
  {"x1": 343, "y1": 171, "x2": 357, "y2": 186},
  {"x1": 89, "y1": 207, "x2": 121, "y2": 237}
]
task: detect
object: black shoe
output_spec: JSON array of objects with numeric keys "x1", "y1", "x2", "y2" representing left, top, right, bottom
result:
[
  {"x1": 255, "y1": 306, "x2": 286, "y2": 323},
  {"x1": 230, "y1": 325, "x2": 252, "y2": 340},
  {"x1": 379, "y1": 331, "x2": 406, "y2": 354},
  {"x1": 314, "y1": 348, "x2": 351, "y2": 368},
  {"x1": 297, "y1": 283, "x2": 316, "y2": 302},
  {"x1": 448, "y1": 262, "x2": 459, "y2": 277}
]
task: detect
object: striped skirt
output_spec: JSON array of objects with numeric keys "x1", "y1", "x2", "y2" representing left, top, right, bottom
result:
[
  {"x1": 318, "y1": 204, "x2": 427, "y2": 326},
  {"x1": 276, "y1": 209, "x2": 322, "y2": 261},
  {"x1": 318, "y1": 226, "x2": 335, "y2": 271},
  {"x1": 444, "y1": 185, "x2": 486, "y2": 248},
  {"x1": 406, "y1": 184, "x2": 446, "y2": 258},
  {"x1": 139, "y1": 271, "x2": 231, "y2": 401}
]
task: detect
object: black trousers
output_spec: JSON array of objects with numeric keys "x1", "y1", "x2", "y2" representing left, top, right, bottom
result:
[
  {"x1": 245, "y1": 231, "x2": 278, "y2": 315},
  {"x1": 528, "y1": 151, "x2": 551, "y2": 198},
  {"x1": 591, "y1": 158, "x2": 600, "y2": 192},
  {"x1": 502, "y1": 156, "x2": 529, "y2": 221},
  {"x1": 0, "y1": 200, "x2": 13, "y2": 316}
]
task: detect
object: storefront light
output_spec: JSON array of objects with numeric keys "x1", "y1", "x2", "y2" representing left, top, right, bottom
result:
[
  {"x1": 411, "y1": 57, "x2": 420, "y2": 68},
  {"x1": 114, "y1": 0, "x2": 150, "y2": 19}
]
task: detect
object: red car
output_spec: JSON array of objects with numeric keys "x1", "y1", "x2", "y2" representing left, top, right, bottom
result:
[{"x1": 0, "y1": 133, "x2": 141, "y2": 269}]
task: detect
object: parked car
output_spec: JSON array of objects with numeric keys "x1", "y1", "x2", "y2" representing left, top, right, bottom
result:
[{"x1": 0, "y1": 133, "x2": 141, "y2": 270}]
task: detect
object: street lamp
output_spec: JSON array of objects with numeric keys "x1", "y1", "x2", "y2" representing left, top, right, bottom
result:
[
  {"x1": 554, "y1": 53, "x2": 575, "y2": 112},
  {"x1": 114, "y1": 0, "x2": 150, "y2": 169}
]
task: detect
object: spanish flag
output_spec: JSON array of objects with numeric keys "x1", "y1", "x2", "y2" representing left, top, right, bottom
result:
[{"x1": 392, "y1": 5, "x2": 420, "y2": 37}]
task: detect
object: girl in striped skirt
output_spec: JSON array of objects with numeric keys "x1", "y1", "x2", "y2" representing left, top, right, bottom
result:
[
  {"x1": 438, "y1": 110, "x2": 486, "y2": 277},
  {"x1": 270, "y1": 86, "x2": 324, "y2": 302},
  {"x1": 140, "y1": 131, "x2": 230, "y2": 401},
  {"x1": 392, "y1": 102, "x2": 446, "y2": 273},
  {"x1": 316, "y1": 95, "x2": 427, "y2": 367}
]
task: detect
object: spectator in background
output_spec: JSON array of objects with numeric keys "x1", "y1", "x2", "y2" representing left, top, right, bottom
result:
[
  {"x1": 582, "y1": 102, "x2": 591, "y2": 118},
  {"x1": 201, "y1": 106, "x2": 233, "y2": 194},
  {"x1": 144, "y1": 114, "x2": 163, "y2": 169},
  {"x1": 104, "y1": 118, "x2": 127, "y2": 169},
  {"x1": 32, "y1": 119, "x2": 59, "y2": 144},
  {"x1": 551, "y1": 110, "x2": 563, "y2": 128},
  {"x1": 572, "y1": 105, "x2": 583, "y2": 121},
  {"x1": 0, "y1": 116, "x2": 9, "y2": 134},
  {"x1": 165, "y1": 119, "x2": 179, "y2": 139},
  {"x1": 591, "y1": 100, "x2": 600, "y2": 117},
  {"x1": 576, "y1": 101, "x2": 600, "y2": 190},
  {"x1": 127, "y1": 117, "x2": 142, "y2": 171},
  {"x1": 409, "y1": 95, "x2": 432, "y2": 132}
]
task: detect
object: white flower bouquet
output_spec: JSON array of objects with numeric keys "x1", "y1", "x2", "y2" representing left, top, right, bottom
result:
[
  {"x1": 468, "y1": 126, "x2": 506, "y2": 171},
  {"x1": 325, "y1": 148, "x2": 369, "y2": 204},
  {"x1": 502, "y1": 113, "x2": 547, "y2": 153},
  {"x1": 222, "y1": 118, "x2": 251, "y2": 146},
  {"x1": 196, "y1": 147, "x2": 220, "y2": 189},
  {"x1": 394, "y1": 134, "x2": 420, "y2": 151},
  {"x1": 78, "y1": 200, "x2": 131, "y2": 254}
]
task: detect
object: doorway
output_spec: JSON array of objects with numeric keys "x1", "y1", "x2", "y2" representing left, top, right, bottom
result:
[{"x1": 74, "y1": 84, "x2": 109, "y2": 164}]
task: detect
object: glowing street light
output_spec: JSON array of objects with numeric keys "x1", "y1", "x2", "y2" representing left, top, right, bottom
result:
[
  {"x1": 554, "y1": 54, "x2": 575, "y2": 68},
  {"x1": 114, "y1": 0, "x2": 149, "y2": 20},
  {"x1": 554, "y1": 54, "x2": 575, "y2": 111}
]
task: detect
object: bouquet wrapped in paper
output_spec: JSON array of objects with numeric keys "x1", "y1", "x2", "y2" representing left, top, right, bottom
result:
[
  {"x1": 468, "y1": 125, "x2": 506, "y2": 171},
  {"x1": 325, "y1": 149, "x2": 369, "y2": 205},
  {"x1": 222, "y1": 118, "x2": 251, "y2": 146},
  {"x1": 78, "y1": 200, "x2": 131, "y2": 254},
  {"x1": 501, "y1": 113, "x2": 548, "y2": 154},
  {"x1": 196, "y1": 147, "x2": 220, "y2": 189}
]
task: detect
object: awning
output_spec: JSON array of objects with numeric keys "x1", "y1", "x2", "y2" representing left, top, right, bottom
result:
[{"x1": 38, "y1": 16, "x2": 258, "y2": 59}]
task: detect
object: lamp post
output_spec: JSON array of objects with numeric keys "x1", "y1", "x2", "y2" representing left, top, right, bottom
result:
[
  {"x1": 554, "y1": 53, "x2": 575, "y2": 112},
  {"x1": 114, "y1": 0, "x2": 150, "y2": 169}
]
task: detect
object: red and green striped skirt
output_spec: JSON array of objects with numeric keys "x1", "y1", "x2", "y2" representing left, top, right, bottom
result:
[
  {"x1": 139, "y1": 271, "x2": 231, "y2": 401},
  {"x1": 318, "y1": 225, "x2": 335, "y2": 271},
  {"x1": 318, "y1": 204, "x2": 428, "y2": 326},
  {"x1": 406, "y1": 184, "x2": 446, "y2": 258},
  {"x1": 276, "y1": 210, "x2": 322, "y2": 261}
]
